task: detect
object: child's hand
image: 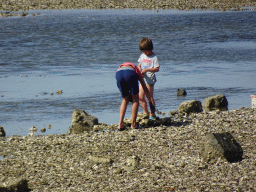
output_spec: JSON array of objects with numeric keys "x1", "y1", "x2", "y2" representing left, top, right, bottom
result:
[{"x1": 141, "y1": 69, "x2": 148, "y2": 74}]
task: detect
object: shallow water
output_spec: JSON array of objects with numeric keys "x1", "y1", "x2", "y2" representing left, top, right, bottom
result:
[{"x1": 0, "y1": 9, "x2": 256, "y2": 137}]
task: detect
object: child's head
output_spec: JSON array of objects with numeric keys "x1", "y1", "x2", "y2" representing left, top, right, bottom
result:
[{"x1": 139, "y1": 37, "x2": 153, "y2": 52}]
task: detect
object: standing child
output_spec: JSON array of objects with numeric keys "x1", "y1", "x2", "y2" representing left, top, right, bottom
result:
[
  {"x1": 138, "y1": 37, "x2": 159, "y2": 119},
  {"x1": 116, "y1": 62, "x2": 155, "y2": 131}
]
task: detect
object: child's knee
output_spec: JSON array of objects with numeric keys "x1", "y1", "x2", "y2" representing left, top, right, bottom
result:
[{"x1": 139, "y1": 96, "x2": 145, "y2": 102}]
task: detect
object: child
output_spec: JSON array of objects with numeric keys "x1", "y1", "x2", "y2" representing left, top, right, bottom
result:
[
  {"x1": 116, "y1": 62, "x2": 155, "y2": 131},
  {"x1": 138, "y1": 37, "x2": 159, "y2": 119}
]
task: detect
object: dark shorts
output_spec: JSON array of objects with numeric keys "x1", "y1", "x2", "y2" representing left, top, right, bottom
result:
[{"x1": 116, "y1": 68, "x2": 139, "y2": 98}]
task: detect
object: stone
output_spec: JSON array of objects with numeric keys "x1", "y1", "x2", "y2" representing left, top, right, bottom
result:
[
  {"x1": 29, "y1": 126, "x2": 37, "y2": 133},
  {"x1": 56, "y1": 90, "x2": 63, "y2": 94},
  {"x1": 88, "y1": 156, "x2": 113, "y2": 164},
  {"x1": 0, "y1": 126, "x2": 6, "y2": 137},
  {"x1": 200, "y1": 132, "x2": 243, "y2": 163},
  {"x1": 40, "y1": 128, "x2": 46, "y2": 133},
  {"x1": 202, "y1": 95, "x2": 228, "y2": 112},
  {"x1": 177, "y1": 100, "x2": 202, "y2": 114},
  {"x1": 0, "y1": 177, "x2": 29, "y2": 191},
  {"x1": 21, "y1": 11, "x2": 27, "y2": 16},
  {"x1": 68, "y1": 109, "x2": 98, "y2": 134},
  {"x1": 177, "y1": 89, "x2": 187, "y2": 96},
  {"x1": 159, "y1": 117, "x2": 172, "y2": 126},
  {"x1": 123, "y1": 155, "x2": 140, "y2": 172}
]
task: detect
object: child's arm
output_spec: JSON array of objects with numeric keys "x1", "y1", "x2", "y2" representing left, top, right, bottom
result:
[
  {"x1": 138, "y1": 62, "x2": 142, "y2": 71},
  {"x1": 138, "y1": 77, "x2": 155, "y2": 113},
  {"x1": 141, "y1": 67, "x2": 159, "y2": 74}
]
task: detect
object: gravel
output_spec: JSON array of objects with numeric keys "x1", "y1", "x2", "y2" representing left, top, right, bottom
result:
[{"x1": 0, "y1": 107, "x2": 256, "y2": 191}]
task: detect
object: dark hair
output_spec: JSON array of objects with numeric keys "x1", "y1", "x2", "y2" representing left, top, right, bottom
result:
[{"x1": 139, "y1": 37, "x2": 153, "y2": 51}]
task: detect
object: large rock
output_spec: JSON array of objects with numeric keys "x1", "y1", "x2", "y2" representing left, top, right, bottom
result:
[
  {"x1": 200, "y1": 132, "x2": 243, "y2": 164},
  {"x1": 0, "y1": 177, "x2": 29, "y2": 191},
  {"x1": 202, "y1": 95, "x2": 228, "y2": 112},
  {"x1": 0, "y1": 126, "x2": 6, "y2": 137},
  {"x1": 177, "y1": 100, "x2": 202, "y2": 114},
  {"x1": 68, "y1": 109, "x2": 98, "y2": 134}
]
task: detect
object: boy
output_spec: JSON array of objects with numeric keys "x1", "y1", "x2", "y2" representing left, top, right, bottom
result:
[{"x1": 138, "y1": 37, "x2": 159, "y2": 119}]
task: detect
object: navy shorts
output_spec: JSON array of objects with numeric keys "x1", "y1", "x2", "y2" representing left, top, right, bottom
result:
[{"x1": 116, "y1": 68, "x2": 139, "y2": 98}]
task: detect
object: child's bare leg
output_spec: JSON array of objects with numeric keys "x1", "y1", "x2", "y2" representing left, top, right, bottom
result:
[
  {"x1": 139, "y1": 84, "x2": 149, "y2": 115},
  {"x1": 131, "y1": 94, "x2": 139, "y2": 128},
  {"x1": 118, "y1": 96, "x2": 129, "y2": 128}
]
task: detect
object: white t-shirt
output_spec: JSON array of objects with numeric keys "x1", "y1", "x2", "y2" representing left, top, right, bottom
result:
[{"x1": 138, "y1": 53, "x2": 159, "y2": 85}]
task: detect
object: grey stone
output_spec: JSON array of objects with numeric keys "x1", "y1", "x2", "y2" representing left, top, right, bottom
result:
[
  {"x1": 177, "y1": 89, "x2": 187, "y2": 96},
  {"x1": 202, "y1": 95, "x2": 228, "y2": 112},
  {"x1": 0, "y1": 126, "x2": 6, "y2": 137},
  {"x1": 0, "y1": 177, "x2": 29, "y2": 192},
  {"x1": 177, "y1": 100, "x2": 202, "y2": 114},
  {"x1": 200, "y1": 132, "x2": 243, "y2": 163},
  {"x1": 68, "y1": 109, "x2": 98, "y2": 134}
]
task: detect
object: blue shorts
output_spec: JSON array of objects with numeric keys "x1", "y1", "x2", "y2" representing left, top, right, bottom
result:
[{"x1": 116, "y1": 68, "x2": 139, "y2": 98}]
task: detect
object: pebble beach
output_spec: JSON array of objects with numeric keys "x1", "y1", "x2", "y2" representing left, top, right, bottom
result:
[{"x1": 1, "y1": 108, "x2": 256, "y2": 191}]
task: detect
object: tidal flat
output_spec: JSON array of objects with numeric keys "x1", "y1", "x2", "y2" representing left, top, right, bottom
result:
[
  {"x1": 0, "y1": 0, "x2": 256, "y2": 17},
  {"x1": 0, "y1": 107, "x2": 255, "y2": 191}
]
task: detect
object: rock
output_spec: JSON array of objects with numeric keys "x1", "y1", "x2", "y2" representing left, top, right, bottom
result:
[
  {"x1": 177, "y1": 100, "x2": 202, "y2": 114},
  {"x1": 202, "y1": 95, "x2": 228, "y2": 112},
  {"x1": 40, "y1": 128, "x2": 46, "y2": 133},
  {"x1": 68, "y1": 109, "x2": 98, "y2": 134},
  {"x1": 123, "y1": 155, "x2": 140, "y2": 172},
  {"x1": 21, "y1": 11, "x2": 27, "y2": 16},
  {"x1": 0, "y1": 177, "x2": 29, "y2": 191},
  {"x1": 177, "y1": 89, "x2": 187, "y2": 96},
  {"x1": 56, "y1": 90, "x2": 63, "y2": 94},
  {"x1": 0, "y1": 126, "x2": 6, "y2": 137},
  {"x1": 200, "y1": 132, "x2": 243, "y2": 164},
  {"x1": 29, "y1": 126, "x2": 37, "y2": 133},
  {"x1": 159, "y1": 117, "x2": 172, "y2": 126}
]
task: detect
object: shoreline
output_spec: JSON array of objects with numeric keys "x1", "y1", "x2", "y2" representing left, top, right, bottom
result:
[
  {"x1": 0, "y1": 107, "x2": 256, "y2": 191},
  {"x1": 0, "y1": 0, "x2": 256, "y2": 18}
]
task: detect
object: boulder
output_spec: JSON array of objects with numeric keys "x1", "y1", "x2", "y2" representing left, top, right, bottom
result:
[
  {"x1": 0, "y1": 126, "x2": 6, "y2": 137},
  {"x1": 0, "y1": 177, "x2": 29, "y2": 191},
  {"x1": 68, "y1": 109, "x2": 98, "y2": 134},
  {"x1": 177, "y1": 100, "x2": 202, "y2": 114},
  {"x1": 202, "y1": 95, "x2": 228, "y2": 112},
  {"x1": 200, "y1": 132, "x2": 243, "y2": 164},
  {"x1": 177, "y1": 89, "x2": 187, "y2": 96}
]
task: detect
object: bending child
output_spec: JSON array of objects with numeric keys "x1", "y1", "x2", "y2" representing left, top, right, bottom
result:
[
  {"x1": 138, "y1": 37, "x2": 159, "y2": 119},
  {"x1": 116, "y1": 62, "x2": 155, "y2": 131}
]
